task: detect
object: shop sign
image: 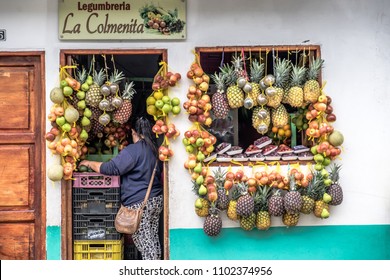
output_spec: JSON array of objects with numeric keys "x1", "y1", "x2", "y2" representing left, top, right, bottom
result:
[{"x1": 58, "y1": 0, "x2": 186, "y2": 40}]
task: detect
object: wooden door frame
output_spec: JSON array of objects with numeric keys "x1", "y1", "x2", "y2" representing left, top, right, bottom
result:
[
  {"x1": 0, "y1": 51, "x2": 46, "y2": 259},
  {"x1": 59, "y1": 49, "x2": 170, "y2": 260}
]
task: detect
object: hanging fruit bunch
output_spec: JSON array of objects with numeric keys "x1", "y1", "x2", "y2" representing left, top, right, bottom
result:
[
  {"x1": 147, "y1": 62, "x2": 182, "y2": 161},
  {"x1": 147, "y1": 62, "x2": 181, "y2": 120},
  {"x1": 184, "y1": 56, "x2": 212, "y2": 126},
  {"x1": 46, "y1": 66, "x2": 91, "y2": 181}
]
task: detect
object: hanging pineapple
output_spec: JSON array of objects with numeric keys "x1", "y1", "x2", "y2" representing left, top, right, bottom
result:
[
  {"x1": 224, "y1": 57, "x2": 244, "y2": 109},
  {"x1": 85, "y1": 69, "x2": 105, "y2": 108},
  {"x1": 285, "y1": 64, "x2": 307, "y2": 108},
  {"x1": 113, "y1": 81, "x2": 136, "y2": 124},
  {"x1": 268, "y1": 57, "x2": 291, "y2": 109},
  {"x1": 248, "y1": 59, "x2": 265, "y2": 108},
  {"x1": 211, "y1": 72, "x2": 230, "y2": 119},
  {"x1": 271, "y1": 104, "x2": 289, "y2": 128},
  {"x1": 303, "y1": 57, "x2": 324, "y2": 104},
  {"x1": 255, "y1": 186, "x2": 272, "y2": 230}
]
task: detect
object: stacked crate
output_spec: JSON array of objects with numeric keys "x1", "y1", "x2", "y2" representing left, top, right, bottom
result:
[{"x1": 72, "y1": 172, "x2": 123, "y2": 260}]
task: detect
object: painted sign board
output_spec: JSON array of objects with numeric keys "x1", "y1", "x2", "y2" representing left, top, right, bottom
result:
[{"x1": 58, "y1": 0, "x2": 186, "y2": 40}]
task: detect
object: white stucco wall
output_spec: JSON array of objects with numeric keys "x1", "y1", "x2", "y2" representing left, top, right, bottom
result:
[{"x1": 0, "y1": 0, "x2": 389, "y2": 229}]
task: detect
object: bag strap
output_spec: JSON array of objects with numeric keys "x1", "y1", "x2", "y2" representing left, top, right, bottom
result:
[{"x1": 140, "y1": 159, "x2": 158, "y2": 210}]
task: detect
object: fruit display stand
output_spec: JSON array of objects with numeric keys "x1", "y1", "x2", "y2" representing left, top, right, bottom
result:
[{"x1": 183, "y1": 48, "x2": 345, "y2": 236}]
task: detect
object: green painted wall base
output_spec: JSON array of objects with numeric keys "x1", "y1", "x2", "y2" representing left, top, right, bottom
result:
[
  {"x1": 170, "y1": 225, "x2": 390, "y2": 260},
  {"x1": 46, "y1": 226, "x2": 61, "y2": 260}
]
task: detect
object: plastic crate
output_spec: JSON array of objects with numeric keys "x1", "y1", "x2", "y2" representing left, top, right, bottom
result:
[
  {"x1": 86, "y1": 146, "x2": 119, "y2": 162},
  {"x1": 73, "y1": 172, "x2": 120, "y2": 188},
  {"x1": 73, "y1": 187, "x2": 120, "y2": 214},
  {"x1": 73, "y1": 213, "x2": 121, "y2": 240},
  {"x1": 73, "y1": 239, "x2": 123, "y2": 260},
  {"x1": 123, "y1": 234, "x2": 141, "y2": 260}
]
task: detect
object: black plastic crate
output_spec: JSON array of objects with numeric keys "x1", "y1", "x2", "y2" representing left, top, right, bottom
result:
[
  {"x1": 73, "y1": 213, "x2": 121, "y2": 240},
  {"x1": 124, "y1": 243, "x2": 141, "y2": 260},
  {"x1": 73, "y1": 187, "x2": 120, "y2": 215},
  {"x1": 123, "y1": 234, "x2": 141, "y2": 260}
]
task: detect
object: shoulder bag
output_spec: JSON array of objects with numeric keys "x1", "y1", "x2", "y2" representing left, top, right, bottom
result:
[{"x1": 115, "y1": 160, "x2": 158, "y2": 234}]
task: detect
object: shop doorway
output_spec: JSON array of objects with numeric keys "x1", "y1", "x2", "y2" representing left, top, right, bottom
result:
[
  {"x1": 0, "y1": 52, "x2": 46, "y2": 259},
  {"x1": 59, "y1": 49, "x2": 169, "y2": 260}
]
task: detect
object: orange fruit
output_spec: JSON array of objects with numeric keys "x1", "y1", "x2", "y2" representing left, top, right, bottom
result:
[
  {"x1": 283, "y1": 124, "x2": 291, "y2": 130},
  {"x1": 285, "y1": 129, "x2": 292, "y2": 137},
  {"x1": 278, "y1": 129, "x2": 285, "y2": 137},
  {"x1": 272, "y1": 126, "x2": 278, "y2": 133}
]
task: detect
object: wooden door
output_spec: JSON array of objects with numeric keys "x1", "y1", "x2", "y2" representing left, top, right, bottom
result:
[{"x1": 0, "y1": 52, "x2": 46, "y2": 259}]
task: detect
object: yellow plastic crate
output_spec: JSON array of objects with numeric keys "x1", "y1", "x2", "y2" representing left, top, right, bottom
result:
[{"x1": 73, "y1": 239, "x2": 123, "y2": 260}]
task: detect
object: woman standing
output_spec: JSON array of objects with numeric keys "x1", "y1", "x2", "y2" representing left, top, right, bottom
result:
[{"x1": 79, "y1": 116, "x2": 163, "y2": 260}]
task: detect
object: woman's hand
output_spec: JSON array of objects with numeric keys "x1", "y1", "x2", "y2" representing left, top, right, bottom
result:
[{"x1": 78, "y1": 160, "x2": 103, "y2": 173}]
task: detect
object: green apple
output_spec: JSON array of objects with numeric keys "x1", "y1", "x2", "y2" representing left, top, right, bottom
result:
[
  {"x1": 61, "y1": 123, "x2": 71, "y2": 132},
  {"x1": 171, "y1": 97, "x2": 180, "y2": 106},
  {"x1": 60, "y1": 79, "x2": 68, "y2": 88},
  {"x1": 310, "y1": 145, "x2": 318, "y2": 155},
  {"x1": 63, "y1": 86, "x2": 73, "y2": 96},
  {"x1": 185, "y1": 145, "x2": 194, "y2": 153},
  {"x1": 196, "y1": 138, "x2": 204, "y2": 147},
  {"x1": 172, "y1": 105, "x2": 181, "y2": 115},
  {"x1": 323, "y1": 157, "x2": 331, "y2": 166},
  {"x1": 55, "y1": 116, "x2": 66, "y2": 126},
  {"x1": 155, "y1": 100, "x2": 164, "y2": 109},
  {"x1": 162, "y1": 95, "x2": 171, "y2": 104},
  {"x1": 162, "y1": 104, "x2": 172, "y2": 114}
]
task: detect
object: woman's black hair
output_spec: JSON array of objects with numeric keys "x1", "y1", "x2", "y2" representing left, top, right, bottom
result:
[{"x1": 131, "y1": 116, "x2": 158, "y2": 156}]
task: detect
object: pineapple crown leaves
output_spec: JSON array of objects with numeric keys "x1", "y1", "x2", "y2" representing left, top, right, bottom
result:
[
  {"x1": 219, "y1": 63, "x2": 237, "y2": 86},
  {"x1": 302, "y1": 171, "x2": 317, "y2": 198},
  {"x1": 290, "y1": 64, "x2": 307, "y2": 87},
  {"x1": 230, "y1": 184, "x2": 243, "y2": 201},
  {"x1": 250, "y1": 59, "x2": 265, "y2": 83},
  {"x1": 109, "y1": 69, "x2": 125, "y2": 84},
  {"x1": 93, "y1": 69, "x2": 106, "y2": 86},
  {"x1": 212, "y1": 167, "x2": 227, "y2": 189},
  {"x1": 208, "y1": 205, "x2": 221, "y2": 216},
  {"x1": 76, "y1": 68, "x2": 88, "y2": 84},
  {"x1": 273, "y1": 58, "x2": 292, "y2": 88},
  {"x1": 307, "y1": 57, "x2": 324, "y2": 81},
  {"x1": 329, "y1": 163, "x2": 342, "y2": 183},
  {"x1": 122, "y1": 81, "x2": 136, "y2": 100},
  {"x1": 211, "y1": 72, "x2": 226, "y2": 93},
  {"x1": 254, "y1": 186, "x2": 272, "y2": 211},
  {"x1": 312, "y1": 171, "x2": 327, "y2": 200},
  {"x1": 236, "y1": 181, "x2": 250, "y2": 196}
]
